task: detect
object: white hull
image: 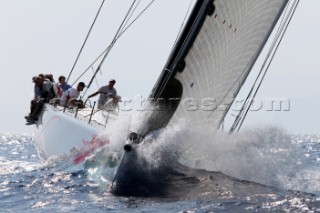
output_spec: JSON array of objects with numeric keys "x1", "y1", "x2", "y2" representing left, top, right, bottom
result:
[{"x1": 34, "y1": 104, "x2": 101, "y2": 160}]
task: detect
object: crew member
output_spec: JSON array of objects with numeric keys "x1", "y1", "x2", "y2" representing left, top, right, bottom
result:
[
  {"x1": 87, "y1": 79, "x2": 117, "y2": 109},
  {"x1": 25, "y1": 76, "x2": 54, "y2": 123},
  {"x1": 60, "y1": 82, "x2": 86, "y2": 107},
  {"x1": 57, "y1": 76, "x2": 71, "y2": 92}
]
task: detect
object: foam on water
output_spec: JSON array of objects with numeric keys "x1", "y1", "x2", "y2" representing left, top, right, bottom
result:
[
  {"x1": 1, "y1": 127, "x2": 320, "y2": 212},
  {"x1": 31, "y1": 108, "x2": 318, "y2": 198},
  {"x1": 93, "y1": 120, "x2": 318, "y2": 194}
]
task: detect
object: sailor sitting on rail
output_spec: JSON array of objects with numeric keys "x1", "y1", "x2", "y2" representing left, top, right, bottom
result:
[
  {"x1": 25, "y1": 76, "x2": 55, "y2": 123},
  {"x1": 59, "y1": 82, "x2": 86, "y2": 108}
]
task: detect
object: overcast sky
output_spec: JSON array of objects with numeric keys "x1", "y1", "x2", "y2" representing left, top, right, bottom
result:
[{"x1": 0, "y1": 0, "x2": 319, "y2": 134}]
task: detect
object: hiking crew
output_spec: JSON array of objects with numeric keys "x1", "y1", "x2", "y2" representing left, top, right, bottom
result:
[{"x1": 25, "y1": 76, "x2": 55, "y2": 123}]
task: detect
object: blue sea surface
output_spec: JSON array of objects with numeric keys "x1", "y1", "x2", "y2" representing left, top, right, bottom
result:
[{"x1": 1, "y1": 129, "x2": 320, "y2": 212}]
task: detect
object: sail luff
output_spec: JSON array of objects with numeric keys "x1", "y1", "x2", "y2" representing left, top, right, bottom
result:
[{"x1": 150, "y1": 0, "x2": 212, "y2": 100}]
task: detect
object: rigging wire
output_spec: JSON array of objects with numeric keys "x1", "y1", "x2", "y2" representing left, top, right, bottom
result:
[
  {"x1": 235, "y1": 0, "x2": 300, "y2": 132},
  {"x1": 82, "y1": 0, "x2": 139, "y2": 97},
  {"x1": 84, "y1": 0, "x2": 145, "y2": 91},
  {"x1": 92, "y1": 66, "x2": 100, "y2": 88},
  {"x1": 120, "y1": 0, "x2": 142, "y2": 34},
  {"x1": 219, "y1": 0, "x2": 295, "y2": 132},
  {"x1": 71, "y1": 0, "x2": 156, "y2": 87},
  {"x1": 230, "y1": 0, "x2": 300, "y2": 133},
  {"x1": 115, "y1": 0, "x2": 155, "y2": 41},
  {"x1": 217, "y1": 2, "x2": 294, "y2": 131},
  {"x1": 229, "y1": 0, "x2": 300, "y2": 133},
  {"x1": 66, "y1": 0, "x2": 106, "y2": 83}
]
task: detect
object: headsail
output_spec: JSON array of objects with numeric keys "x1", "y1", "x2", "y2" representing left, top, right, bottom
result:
[{"x1": 136, "y1": 0, "x2": 289, "y2": 136}]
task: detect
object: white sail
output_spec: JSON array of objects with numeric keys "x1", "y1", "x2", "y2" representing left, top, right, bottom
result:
[{"x1": 139, "y1": 0, "x2": 289, "y2": 134}]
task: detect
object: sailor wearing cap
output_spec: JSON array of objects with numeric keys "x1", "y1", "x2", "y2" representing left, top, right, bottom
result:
[{"x1": 87, "y1": 79, "x2": 117, "y2": 109}]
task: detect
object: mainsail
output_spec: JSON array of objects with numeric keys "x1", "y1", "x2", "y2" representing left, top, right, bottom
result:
[{"x1": 135, "y1": 0, "x2": 289, "y2": 135}]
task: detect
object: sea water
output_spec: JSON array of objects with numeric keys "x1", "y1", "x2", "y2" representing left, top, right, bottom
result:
[{"x1": 1, "y1": 127, "x2": 320, "y2": 212}]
